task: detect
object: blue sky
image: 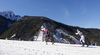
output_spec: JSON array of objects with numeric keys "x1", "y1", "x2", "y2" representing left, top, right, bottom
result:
[{"x1": 0, "y1": 0, "x2": 100, "y2": 29}]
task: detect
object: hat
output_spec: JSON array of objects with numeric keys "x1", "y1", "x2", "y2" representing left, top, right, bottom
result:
[{"x1": 77, "y1": 29, "x2": 79, "y2": 31}]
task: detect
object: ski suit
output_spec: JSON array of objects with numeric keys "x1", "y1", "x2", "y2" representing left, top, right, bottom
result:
[
  {"x1": 76, "y1": 31, "x2": 85, "y2": 43},
  {"x1": 75, "y1": 30, "x2": 89, "y2": 47},
  {"x1": 41, "y1": 27, "x2": 47, "y2": 41}
]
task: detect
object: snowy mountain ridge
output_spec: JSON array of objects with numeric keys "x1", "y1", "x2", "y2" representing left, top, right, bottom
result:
[{"x1": 0, "y1": 10, "x2": 22, "y2": 20}]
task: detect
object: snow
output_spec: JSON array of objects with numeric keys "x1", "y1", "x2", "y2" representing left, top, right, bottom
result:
[
  {"x1": 0, "y1": 40, "x2": 100, "y2": 55},
  {"x1": 0, "y1": 31, "x2": 100, "y2": 55},
  {"x1": 54, "y1": 29, "x2": 79, "y2": 44},
  {"x1": 0, "y1": 10, "x2": 22, "y2": 20},
  {"x1": 37, "y1": 30, "x2": 43, "y2": 41},
  {"x1": 60, "y1": 29, "x2": 80, "y2": 43}
]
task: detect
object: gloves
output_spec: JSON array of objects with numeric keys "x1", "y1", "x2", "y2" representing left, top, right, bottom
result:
[{"x1": 75, "y1": 33, "x2": 78, "y2": 35}]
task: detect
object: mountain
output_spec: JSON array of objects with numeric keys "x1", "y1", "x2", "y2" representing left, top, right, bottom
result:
[
  {"x1": 0, "y1": 16, "x2": 100, "y2": 45},
  {"x1": 0, "y1": 10, "x2": 22, "y2": 35},
  {"x1": 0, "y1": 15, "x2": 15, "y2": 35},
  {"x1": 0, "y1": 10, "x2": 22, "y2": 20},
  {"x1": 0, "y1": 16, "x2": 44, "y2": 40}
]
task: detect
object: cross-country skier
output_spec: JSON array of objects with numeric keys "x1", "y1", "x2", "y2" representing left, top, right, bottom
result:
[
  {"x1": 75, "y1": 29, "x2": 89, "y2": 47},
  {"x1": 41, "y1": 26, "x2": 52, "y2": 45},
  {"x1": 41, "y1": 26, "x2": 48, "y2": 42}
]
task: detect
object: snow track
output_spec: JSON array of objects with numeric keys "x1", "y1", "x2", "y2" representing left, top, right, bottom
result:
[{"x1": 0, "y1": 39, "x2": 100, "y2": 55}]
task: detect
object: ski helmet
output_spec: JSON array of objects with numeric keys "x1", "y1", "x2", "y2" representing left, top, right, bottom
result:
[{"x1": 77, "y1": 29, "x2": 79, "y2": 31}]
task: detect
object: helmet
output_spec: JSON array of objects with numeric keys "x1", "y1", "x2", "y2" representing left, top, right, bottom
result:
[{"x1": 77, "y1": 29, "x2": 79, "y2": 31}]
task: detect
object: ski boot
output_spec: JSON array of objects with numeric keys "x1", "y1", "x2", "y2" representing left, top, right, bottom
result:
[
  {"x1": 85, "y1": 42, "x2": 89, "y2": 47},
  {"x1": 87, "y1": 44, "x2": 89, "y2": 47}
]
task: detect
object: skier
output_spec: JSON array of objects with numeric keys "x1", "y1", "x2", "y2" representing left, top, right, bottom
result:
[
  {"x1": 75, "y1": 29, "x2": 89, "y2": 47},
  {"x1": 41, "y1": 26, "x2": 53, "y2": 45},
  {"x1": 41, "y1": 26, "x2": 48, "y2": 42}
]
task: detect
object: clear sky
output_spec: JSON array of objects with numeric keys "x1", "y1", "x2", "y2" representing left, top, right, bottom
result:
[{"x1": 0, "y1": 0, "x2": 100, "y2": 29}]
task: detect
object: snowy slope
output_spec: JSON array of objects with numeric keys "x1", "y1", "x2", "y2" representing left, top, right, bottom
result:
[
  {"x1": 0, "y1": 31, "x2": 100, "y2": 55},
  {"x1": 0, "y1": 10, "x2": 22, "y2": 20},
  {"x1": 0, "y1": 39, "x2": 100, "y2": 55},
  {"x1": 54, "y1": 29, "x2": 79, "y2": 44},
  {"x1": 60, "y1": 29, "x2": 80, "y2": 43}
]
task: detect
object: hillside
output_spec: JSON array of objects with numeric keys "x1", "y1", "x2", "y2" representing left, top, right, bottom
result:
[
  {"x1": 0, "y1": 16, "x2": 100, "y2": 45},
  {"x1": 0, "y1": 15, "x2": 15, "y2": 35},
  {"x1": 0, "y1": 10, "x2": 21, "y2": 36}
]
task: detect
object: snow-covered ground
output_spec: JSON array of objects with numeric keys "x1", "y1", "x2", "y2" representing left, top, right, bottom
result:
[
  {"x1": 0, "y1": 31, "x2": 100, "y2": 55},
  {"x1": 0, "y1": 40, "x2": 100, "y2": 55}
]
